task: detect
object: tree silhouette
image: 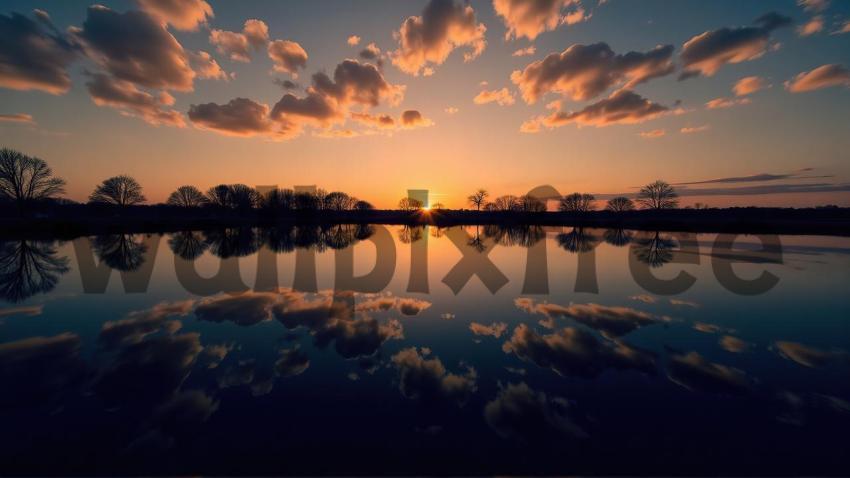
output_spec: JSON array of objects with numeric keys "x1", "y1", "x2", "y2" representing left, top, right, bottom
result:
[
  {"x1": 324, "y1": 191, "x2": 356, "y2": 211},
  {"x1": 294, "y1": 191, "x2": 320, "y2": 211},
  {"x1": 467, "y1": 189, "x2": 489, "y2": 211},
  {"x1": 492, "y1": 195, "x2": 519, "y2": 211},
  {"x1": 559, "y1": 193, "x2": 595, "y2": 212},
  {"x1": 260, "y1": 188, "x2": 296, "y2": 213},
  {"x1": 89, "y1": 175, "x2": 146, "y2": 206},
  {"x1": 166, "y1": 185, "x2": 207, "y2": 207},
  {"x1": 632, "y1": 231, "x2": 677, "y2": 267},
  {"x1": 637, "y1": 180, "x2": 678, "y2": 210},
  {"x1": 518, "y1": 195, "x2": 546, "y2": 212},
  {"x1": 354, "y1": 200, "x2": 375, "y2": 211},
  {"x1": 206, "y1": 184, "x2": 231, "y2": 208},
  {"x1": 398, "y1": 197, "x2": 423, "y2": 211},
  {"x1": 605, "y1": 196, "x2": 635, "y2": 212},
  {"x1": 227, "y1": 184, "x2": 260, "y2": 210},
  {"x1": 431, "y1": 202, "x2": 445, "y2": 210},
  {"x1": 92, "y1": 234, "x2": 148, "y2": 271},
  {"x1": 0, "y1": 148, "x2": 66, "y2": 213},
  {"x1": 0, "y1": 240, "x2": 69, "y2": 303}
]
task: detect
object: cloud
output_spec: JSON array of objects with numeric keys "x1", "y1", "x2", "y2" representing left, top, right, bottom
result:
[
  {"x1": 798, "y1": 16, "x2": 824, "y2": 36},
  {"x1": 347, "y1": 35, "x2": 361, "y2": 46},
  {"x1": 502, "y1": 323, "x2": 656, "y2": 378},
  {"x1": 521, "y1": 90, "x2": 669, "y2": 132},
  {"x1": 680, "y1": 124, "x2": 709, "y2": 134},
  {"x1": 350, "y1": 112, "x2": 396, "y2": 129},
  {"x1": 195, "y1": 292, "x2": 278, "y2": 326},
  {"x1": 72, "y1": 5, "x2": 196, "y2": 92},
  {"x1": 209, "y1": 19, "x2": 269, "y2": 62},
  {"x1": 267, "y1": 40, "x2": 308, "y2": 76},
  {"x1": 86, "y1": 72, "x2": 186, "y2": 127},
  {"x1": 0, "y1": 332, "x2": 87, "y2": 407},
  {"x1": 274, "y1": 78, "x2": 300, "y2": 90},
  {"x1": 187, "y1": 50, "x2": 229, "y2": 80},
  {"x1": 401, "y1": 110, "x2": 434, "y2": 128},
  {"x1": 274, "y1": 346, "x2": 310, "y2": 377},
  {"x1": 669, "y1": 299, "x2": 699, "y2": 308},
  {"x1": 639, "y1": 128, "x2": 665, "y2": 139},
  {"x1": 356, "y1": 295, "x2": 432, "y2": 315},
  {"x1": 705, "y1": 97, "x2": 751, "y2": 109},
  {"x1": 359, "y1": 42, "x2": 382, "y2": 60},
  {"x1": 444, "y1": 106, "x2": 459, "y2": 114},
  {"x1": 674, "y1": 170, "x2": 831, "y2": 185},
  {"x1": 469, "y1": 321, "x2": 508, "y2": 338},
  {"x1": 733, "y1": 75, "x2": 768, "y2": 96},
  {"x1": 136, "y1": 0, "x2": 213, "y2": 31},
  {"x1": 188, "y1": 97, "x2": 296, "y2": 139},
  {"x1": 834, "y1": 20, "x2": 850, "y2": 35},
  {"x1": 720, "y1": 335, "x2": 750, "y2": 353},
  {"x1": 798, "y1": 0, "x2": 829, "y2": 13},
  {"x1": 515, "y1": 298, "x2": 664, "y2": 338},
  {"x1": 310, "y1": 59, "x2": 405, "y2": 107},
  {"x1": 667, "y1": 351, "x2": 753, "y2": 394},
  {"x1": 0, "y1": 10, "x2": 78, "y2": 94},
  {"x1": 99, "y1": 300, "x2": 193, "y2": 348},
  {"x1": 673, "y1": 182, "x2": 850, "y2": 197},
  {"x1": 474, "y1": 87, "x2": 516, "y2": 106},
  {"x1": 493, "y1": 0, "x2": 589, "y2": 41},
  {"x1": 785, "y1": 64, "x2": 850, "y2": 92},
  {"x1": 0, "y1": 113, "x2": 35, "y2": 125},
  {"x1": 679, "y1": 12, "x2": 791, "y2": 78},
  {"x1": 774, "y1": 341, "x2": 847, "y2": 368},
  {"x1": 391, "y1": 0, "x2": 487, "y2": 76},
  {"x1": 511, "y1": 42, "x2": 674, "y2": 103},
  {"x1": 198, "y1": 343, "x2": 232, "y2": 369},
  {"x1": 512, "y1": 46, "x2": 536, "y2": 57},
  {"x1": 391, "y1": 347, "x2": 477, "y2": 405},
  {"x1": 484, "y1": 382, "x2": 585, "y2": 442}
]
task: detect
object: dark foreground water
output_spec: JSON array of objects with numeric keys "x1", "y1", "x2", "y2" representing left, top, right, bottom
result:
[{"x1": 1, "y1": 225, "x2": 848, "y2": 475}]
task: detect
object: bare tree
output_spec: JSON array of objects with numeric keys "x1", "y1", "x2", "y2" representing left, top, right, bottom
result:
[
  {"x1": 227, "y1": 184, "x2": 260, "y2": 210},
  {"x1": 398, "y1": 197, "x2": 423, "y2": 211},
  {"x1": 0, "y1": 148, "x2": 66, "y2": 213},
  {"x1": 206, "y1": 184, "x2": 230, "y2": 208},
  {"x1": 324, "y1": 191, "x2": 356, "y2": 211},
  {"x1": 167, "y1": 185, "x2": 207, "y2": 207},
  {"x1": 559, "y1": 193, "x2": 595, "y2": 212},
  {"x1": 354, "y1": 200, "x2": 374, "y2": 211},
  {"x1": 261, "y1": 188, "x2": 295, "y2": 212},
  {"x1": 89, "y1": 175, "x2": 146, "y2": 206},
  {"x1": 467, "y1": 189, "x2": 489, "y2": 211},
  {"x1": 637, "y1": 180, "x2": 678, "y2": 210},
  {"x1": 605, "y1": 196, "x2": 635, "y2": 212},
  {"x1": 431, "y1": 202, "x2": 445, "y2": 210},
  {"x1": 492, "y1": 195, "x2": 519, "y2": 211},
  {"x1": 518, "y1": 195, "x2": 546, "y2": 212}
]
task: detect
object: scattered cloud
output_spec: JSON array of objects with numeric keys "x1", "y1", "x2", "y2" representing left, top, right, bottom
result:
[
  {"x1": 209, "y1": 19, "x2": 269, "y2": 62},
  {"x1": 0, "y1": 10, "x2": 78, "y2": 95},
  {"x1": 705, "y1": 97, "x2": 751, "y2": 109},
  {"x1": 484, "y1": 382, "x2": 585, "y2": 442},
  {"x1": 400, "y1": 109, "x2": 433, "y2": 128},
  {"x1": 444, "y1": 106, "x2": 459, "y2": 114},
  {"x1": 187, "y1": 50, "x2": 229, "y2": 81},
  {"x1": 674, "y1": 170, "x2": 832, "y2": 185},
  {"x1": 511, "y1": 42, "x2": 674, "y2": 103},
  {"x1": 797, "y1": 0, "x2": 829, "y2": 13},
  {"x1": 733, "y1": 75, "x2": 768, "y2": 96},
  {"x1": 512, "y1": 46, "x2": 536, "y2": 57},
  {"x1": 680, "y1": 124, "x2": 709, "y2": 134},
  {"x1": 679, "y1": 12, "x2": 792, "y2": 79},
  {"x1": 359, "y1": 42, "x2": 382, "y2": 61},
  {"x1": 391, "y1": 346, "x2": 477, "y2": 405},
  {"x1": 267, "y1": 39, "x2": 308, "y2": 76},
  {"x1": 136, "y1": 0, "x2": 213, "y2": 31},
  {"x1": 639, "y1": 129, "x2": 665, "y2": 139},
  {"x1": 521, "y1": 90, "x2": 670, "y2": 132},
  {"x1": 669, "y1": 299, "x2": 699, "y2": 308},
  {"x1": 667, "y1": 351, "x2": 753, "y2": 394},
  {"x1": 0, "y1": 304, "x2": 43, "y2": 317},
  {"x1": 0, "y1": 113, "x2": 35, "y2": 124},
  {"x1": 493, "y1": 0, "x2": 589, "y2": 41},
  {"x1": 86, "y1": 72, "x2": 186, "y2": 127},
  {"x1": 515, "y1": 298, "x2": 665, "y2": 338},
  {"x1": 720, "y1": 335, "x2": 750, "y2": 353},
  {"x1": 469, "y1": 321, "x2": 508, "y2": 338},
  {"x1": 774, "y1": 341, "x2": 847, "y2": 368},
  {"x1": 347, "y1": 35, "x2": 361, "y2": 46},
  {"x1": 798, "y1": 16, "x2": 824, "y2": 36},
  {"x1": 356, "y1": 295, "x2": 433, "y2": 315},
  {"x1": 188, "y1": 97, "x2": 281, "y2": 138},
  {"x1": 391, "y1": 0, "x2": 487, "y2": 76},
  {"x1": 785, "y1": 64, "x2": 850, "y2": 92},
  {"x1": 474, "y1": 87, "x2": 516, "y2": 106}
]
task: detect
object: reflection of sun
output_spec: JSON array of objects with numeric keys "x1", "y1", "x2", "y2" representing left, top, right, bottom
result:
[{"x1": 421, "y1": 205, "x2": 431, "y2": 211}]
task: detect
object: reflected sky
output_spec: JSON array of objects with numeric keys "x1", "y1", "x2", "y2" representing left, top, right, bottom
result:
[{"x1": 0, "y1": 225, "x2": 849, "y2": 475}]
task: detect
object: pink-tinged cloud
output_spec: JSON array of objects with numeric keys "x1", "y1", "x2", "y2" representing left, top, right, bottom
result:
[
  {"x1": 705, "y1": 97, "x2": 752, "y2": 109},
  {"x1": 136, "y1": 0, "x2": 213, "y2": 31},
  {"x1": 267, "y1": 40, "x2": 308, "y2": 76},
  {"x1": 520, "y1": 89, "x2": 668, "y2": 132},
  {"x1": 679, "y1": 12, "x2": 791, "y2": 78},
  {"x1": 681, "y1": 125, "x2": 710, "y2": 134},
  {"x1": 798, "y1": 16, "x2": 824, "y2": 36},
  {"x1": 511, "y1": 42, "x2": 674, "y2": 103},
  {"x1": 473, "y1": 87, "x2": 516, "y2": 106},
  {"x1": 400, "y1": 110, "x2": 433, "y2": 128},
  {"x1": 86, "y1": 73, "x2": 185, "y2": 127},
  {"x1": 0, "y1": 10, "x2": 78, "y2": 95},
  {"x1": 0, "y1": 113, "x2": 35, "y2": 124},
  {"x1": 512, "y1": 46, "x2": 536, "y2": 57},
  {"x1": 469, "y1": 321, "x2": 508, "y2": 338},
  {"x1": 797, "y1": 0, "x2": 829, "y2": 13},
  {"x1": 733, "y1": 75, "x2": 768, "y2": 96},
  {"x1": 188, "y1": 97, "x2": 284, "y2": 138},
  {"x1": 359, "y1": 43, "x2": 382, "y2": 61},
  {"x1": 639, "y1": 129, "x2": 665, "y2": 138},
  {"x1": 187, "y1": 50, "x2": 229, "y2": 81},
  {"x1": 72, "y1": 5, "x2": 195, "y2": 92},
  {"x1": 493, "y1": 0, "x2": 588, "y2": 41},
  {"x1": 391, "y1": 0, "x2": 487, "y2": 76},
  {"x1": 350, "y1": 112, "x2": 396, "y2": 129},
  {"x1": 347, "y1": 35, "x2": 361, "y2": 46},
  {"x1": 209, "y1": 19, "x2": 269, "y2": 62},
  {"x1": 785, "y1": 64, "x2": 850, "y2": 92}
]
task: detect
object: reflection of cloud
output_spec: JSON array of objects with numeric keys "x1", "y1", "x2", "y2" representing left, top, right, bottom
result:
[
  {"x1": 100, "y1": 300, "x2": 193, "y2": 348},
  {"x1": 391, "y1": 347, "x2": 477, "y2": 405},
  {"x1": 0, "y1": 333, "x2": 87, "y2": 407},
  {"x1": 669, "y1": 299, "x2": 699, "y2": 308},
  {"x1": 391, "y1": 0, "x2": 487, "y2": 76},
  {"x1": 356, "y1": 295, "x2": 432, "y2": 316},
  {"x1": 275, "y1": 346, "x2": 310, "y2": 377},
  {"x1": 774, "y1": 341, "x2": 847, "y2": 368},
  {"x1": 0, "y1": 305, "x2": 44, "y2": 318},
  {"x1": 512, "y1": 42, "x2": 674, "y2": 103},
  {"x1": 494, "y1": 0, "x2": 589, "y2": 40},
  {"x1": 629, "y1": 294, "x2": 656, "y2": 304},
  {"x1": 667, "y1": 351, "x2": 753, "y2": 394},
  {"x1": 153, "y1": 390, "x2": 219, "y2": 435},
  {"x1": 198, "y1": 343, "x2": 232, "y2": 369},
  {"x1": 515, "y1": 298, "x2": 664, "y2": 338},
  {"x1": 679, "y1": 13, "x2": 791, "y2": 78},
  {"x1": 195, "y1": 292, "x2": 278, "y2": 326},
  {"x1": 484, "y1": 382, "x2": 585, "y2": 442},
  {"x1": 720, "y1": 335, "x2": 750, "y2": 353},
  {"x1": 693, "y1": 322, "x2": 722, "y2": 334},
  {"x1": 469, "y1": 321, "x2": 508, "y2": 338},
  {"x1": 503, "y1": 323, "x2": 656, "y2": 378}
]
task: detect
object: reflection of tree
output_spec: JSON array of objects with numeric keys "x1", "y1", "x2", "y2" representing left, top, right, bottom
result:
[
  {"x1": 556, "y1": 228, "x2": 599, "y2": 253},
  {"x1": 429, "y1": 226, "x2": 446, "y2": 238},
  {"x1": 294, "y1": 226, "x2": 322, "y2": 250},
  {"x1": 354, "y1": 224, "x2": 375, "y2": 241},
  {"x1": 204, "y1": 228, "x2": 260, "y2": 258},
  {"x1": 168, "y1": 231, "x2": 209, "y2": 260},
  {"x1": 632, "y1": 231, "x2": 677, "y2": 267},
  {"x1": 322, "y1": 224, "x2": 359, "y2": 250},
  {"x1": 603, "y1": 228, "x2": 633, "y2": 247},
  {"x1": 263, "y1": 226, "x2": 296, "y2": 253},
  {"x1": 398, "y1": 225, "x2": 424, "y2": 244},
  {"x1": 0, "y1": 240, "x2": 70, "y2": 303},
  {"x1": 483, "y1": 225, "x2": 545, "y2": 248},
  {"x1": 467, "y1": 226, "x2": 486, "y2": 253},
  {"x1": 93, "y1": 234, "x2": 148, "y2": 271}
]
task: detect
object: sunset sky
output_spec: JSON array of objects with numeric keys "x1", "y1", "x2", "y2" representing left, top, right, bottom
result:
[{"x1": 1, "y1": 0, "x2": 849, "y2": 208}]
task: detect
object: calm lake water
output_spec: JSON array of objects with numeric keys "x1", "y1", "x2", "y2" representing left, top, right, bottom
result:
[{"x1": 1, "y1": 225, "x2": 849, "y2": 475}]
